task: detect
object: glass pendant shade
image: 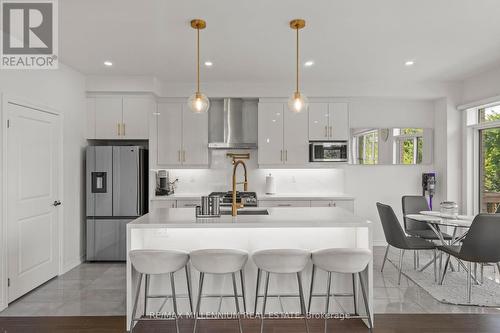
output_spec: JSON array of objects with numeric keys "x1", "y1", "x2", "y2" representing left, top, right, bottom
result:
[
  {"x1": 188, "y1": 92, "x2": 210, "y2": 113},
  {"x1": 288, "y1": 91, "x2": 308, "y2": 113}
]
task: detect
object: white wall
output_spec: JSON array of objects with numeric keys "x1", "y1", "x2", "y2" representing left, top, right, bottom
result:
[
  {"x1": 0, "y1": 64, "x2": 87, "y2": 277},
  {"x1": 461, "y1": 66, "x2": 500, "y2": 105}
]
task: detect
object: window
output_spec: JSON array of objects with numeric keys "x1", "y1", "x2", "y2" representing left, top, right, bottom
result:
[
  {"x1": 479, "y1": 104, "x2": 500, "y2": 123},
  {"x1": 479, "y1": 125, "x2": 500, "y2": 213}
]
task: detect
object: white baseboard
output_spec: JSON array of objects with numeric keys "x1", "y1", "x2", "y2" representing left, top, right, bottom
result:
[{"x1": 61, "y1": 255, "x2": 85, "y2": 275}]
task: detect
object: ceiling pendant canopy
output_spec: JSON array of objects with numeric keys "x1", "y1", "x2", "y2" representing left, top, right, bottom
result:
[
  {"x1": 187, "y1": 19, "x2": 210, "y2": 113},
  {"x1": 288, "y1": 19, "x2": 308, "y2": 113}
]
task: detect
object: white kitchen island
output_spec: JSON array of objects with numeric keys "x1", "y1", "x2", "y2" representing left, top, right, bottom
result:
[{"x1": 126, "y1": 207, "x2": 373, "y2": 331}]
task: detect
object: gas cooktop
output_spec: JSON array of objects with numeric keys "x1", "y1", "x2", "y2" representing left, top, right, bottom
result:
[{"x1": 208, "y1": 191, "x2": 258, "y2": 207}]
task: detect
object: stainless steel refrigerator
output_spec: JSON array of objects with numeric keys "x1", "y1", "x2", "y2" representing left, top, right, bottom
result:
[{"x1": 86, "y1": 146, "x2": 148, "y2": 261}]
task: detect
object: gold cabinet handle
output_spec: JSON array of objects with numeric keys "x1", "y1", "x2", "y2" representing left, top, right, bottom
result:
[
  {"x1": 285, "y1": 150, "x2": 288, "y2": 161},
  {"x1": 122, "y1": 123, "x2": 125, "y2": 136},
  {"x1": 117, "y1": 123, "x2": 121, "y2": 136},
  {"x1": 182, "y1": 150, "x2": 186, "y2": 162}
]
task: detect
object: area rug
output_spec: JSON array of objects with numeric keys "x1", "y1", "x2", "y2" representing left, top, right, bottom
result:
[{"x1": 388, "y1": 251, "x2": 500, "y2": 307}]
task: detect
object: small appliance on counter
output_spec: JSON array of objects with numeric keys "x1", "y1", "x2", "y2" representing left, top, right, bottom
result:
[
  {"x1": 155, "y1": 170, "x2": 178, "y2": 196},
  {"x1": 265, "y1": 174, "x2": 276, "y2": 194},
  {"x1": 309, "y1": 141, "x2": 348, "y2": 162},
  {"x1": 440, "y1": 201, "x2": 458, "y2": 217}
]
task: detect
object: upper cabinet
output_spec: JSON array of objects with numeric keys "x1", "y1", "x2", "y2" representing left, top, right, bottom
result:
[
  {"x1": 86, "y1": 95, "x2": 152, "y2": 140},
  {"x1": 156, "y1": 102, "x2": 208, "y2": 167},
  {"x1": 258, "y1": 102, "x2": 308, "y2": 165},
  {"x1": 308, "y1": 102, "x2": 349, "y2": 141}
]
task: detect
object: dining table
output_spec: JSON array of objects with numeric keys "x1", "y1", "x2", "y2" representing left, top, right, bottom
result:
[{"x1": 404, "y1": 211, "x2": 475, "y2": 282}]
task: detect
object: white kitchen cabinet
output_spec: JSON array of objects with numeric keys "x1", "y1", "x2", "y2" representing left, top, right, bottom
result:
[
  {"x1": 89, "y1": 95, "x2": 151, "y2": 140},
  {"x1": 310, "y1": 200, "x2": 354, "y2": 212},
  {"x1": 156, "y1": 103, "x2": 208, "y2": 167},
  {"x1": 149, "y1": 200, "x2": 176, "y2": 210},
  {"x1": 182, "y1": 108, "x2": 208, "y2": 165},
  {"x1": 308, "y1": 102, "x2": 349, "y2": 141},
  {"x1": 308, "y1": 103, "x2": 330, "y2": 140},
  {"x1": 122, "y1": 96, "x2": 151, "y2": 139},
  {"x1": 258, "y1": 102, "x2": 308, "y2": 165},
  {"x1": 258, "y1": 200, "x2": 311, "y2": 208},
  {"x1": 330, "y1": 103, "x2": 349, "y2": 140},
  {"x1": 176, "y1": 199, "x2": 201, "y2": 208},
  {"x1": 258, "y1": 103, "x2": 284, "y2": 165},
  {"x1": 284, "y1": 108, "x2": 309, "y2": 165},
  {"x1": 157, "y1": 103, "x2": 183, "y2": 166},
  {"x1": 94, "y1": 96, "x2": 122, "y2": 139}
]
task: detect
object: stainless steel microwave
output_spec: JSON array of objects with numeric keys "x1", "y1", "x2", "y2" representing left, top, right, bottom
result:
[{"x1": 309, "y1": 141, "x2": 348, "y2": 162}]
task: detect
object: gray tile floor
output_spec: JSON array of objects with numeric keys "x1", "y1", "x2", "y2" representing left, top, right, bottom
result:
[{"x1": 1, "y1": 247, "x2": 500, "y2": 316}]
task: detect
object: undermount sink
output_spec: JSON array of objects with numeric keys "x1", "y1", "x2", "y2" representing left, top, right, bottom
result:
[{"x1": 220, "y1": 209, "x2": 269, "y2": 216}]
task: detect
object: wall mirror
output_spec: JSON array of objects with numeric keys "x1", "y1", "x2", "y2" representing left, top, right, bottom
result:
[{"x1": 350, "y1": 128, "x2": 433, "y2": 165}]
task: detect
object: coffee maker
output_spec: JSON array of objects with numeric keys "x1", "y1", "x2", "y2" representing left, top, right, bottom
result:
[
  {"x1": 156, "y1": 170, "x2": 174, "y2": 196},
  {"x1": 422, "y1": 172, "x2": 436, "y2": 209}
]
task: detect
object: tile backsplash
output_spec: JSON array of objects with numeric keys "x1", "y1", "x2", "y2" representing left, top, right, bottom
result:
[{"x1": 152, "y1": 150, "x2": 345, "y2": 195}]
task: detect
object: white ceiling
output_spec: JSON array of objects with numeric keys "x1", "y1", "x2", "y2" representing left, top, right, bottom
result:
[{"x1": 59, "y1": 0, "x2": 500, "y2": 83}]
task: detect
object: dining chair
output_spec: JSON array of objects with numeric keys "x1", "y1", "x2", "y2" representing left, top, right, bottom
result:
[
  {"x1": 438, "y1": 214, "x2": 500, "y2": 303},
  {"x1": 377, "y1": 202, "x2": 437, "y2": 284},
  {"x1": 402, "y1": 195, "x2": 454, "y2": 269}
]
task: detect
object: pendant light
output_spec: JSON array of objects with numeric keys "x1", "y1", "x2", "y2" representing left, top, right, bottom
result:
[
  {"x1": 187, "y1": 19, "x2": 210, "y2": 113},
  {"x1": 288, "y1": 19, "x2": 308, "y2": 113}
]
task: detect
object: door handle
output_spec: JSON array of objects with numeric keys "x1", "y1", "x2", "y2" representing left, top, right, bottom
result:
[
  {"x1": 53, "y1": 200, "x2": 62, "y2": 207},
  {"x1": 285, "y1": 150, "x2": 288, "y2": 161},
  {"x1": 277, "y1": 203, "x2": 291, "y2": 207}
]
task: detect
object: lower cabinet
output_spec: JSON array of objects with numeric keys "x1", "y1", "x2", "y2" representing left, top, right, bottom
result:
[
  {"x1": 259, "y1": 199, "x2": 354, "y2": 212},
  {"x1": 258, "y1": 200, "x2": 311, "y2": 208},
  {"x1": 176, "y1": 200, "x2": 201, "y2": 208},
  {"x1": 86, "y1": 219, "x2": 131, "y2": 261},
  {"x1": 310, "y1": 200, "x2": 354, "y2": 212}
]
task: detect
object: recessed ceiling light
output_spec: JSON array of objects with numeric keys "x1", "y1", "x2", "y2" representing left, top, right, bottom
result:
[
  {"x1": 204, "y1": 61, "x2": 213, "y2": 67},
  {"x1": 405, "y1": 60, "x2": 415, "y2": 66},
  {"x1": 103, "y1": 61, "x2": 113, "y2": 67},
  {"x1": 304, "y1": 60, "x2": 314, "y2": 67}
]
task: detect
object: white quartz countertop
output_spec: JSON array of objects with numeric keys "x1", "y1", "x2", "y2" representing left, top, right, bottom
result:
[
  {"x1": 128, "y1": 207, "x2": 370, "y2": 229},
  {"x1": 151, "y1": 193, "x2": 355, "y2": 201}
]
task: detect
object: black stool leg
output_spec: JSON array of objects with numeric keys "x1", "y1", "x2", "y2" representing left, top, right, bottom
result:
[
  {"x1": 185, "y1": 265, "x2": 194, "y2": 313},
  {"x1": 359, "y1": 272, "x2": 373, "y2": 332},
  {"x1": 254, "y1": 268, "x2": 261, "y2": 316},
  {"x1": 324, "y1": 272, "x2": 332, "y2": 333},
  {"x1": 308, "y1": 264, "x2": 316, "y2": 313},
  {"x1": 260, "y1": 271, "x2": 270, "y2": 333}
]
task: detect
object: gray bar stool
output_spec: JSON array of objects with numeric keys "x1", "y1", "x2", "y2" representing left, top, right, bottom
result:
[
  {"x1": 252, "y1": 249, "x2": 311, "y2": 333},
  {"x1": 129, "y1": 249, "x2": 193, "y2": 333},
  {"x1": 190, "y1": 249, "x2": 249, "y2": 333},
  {"x1": 309, "y1": 248, "x2": 372, "y2": 333}
]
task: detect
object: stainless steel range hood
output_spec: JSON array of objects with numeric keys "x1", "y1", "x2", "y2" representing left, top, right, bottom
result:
[{"x1": 208, "y1": 98, "x2": 258, "y2": 149}]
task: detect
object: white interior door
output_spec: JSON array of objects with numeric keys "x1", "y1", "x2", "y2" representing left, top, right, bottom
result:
[{"x1": 6, "y1": 102, "x2": 60, "y2": 302}]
